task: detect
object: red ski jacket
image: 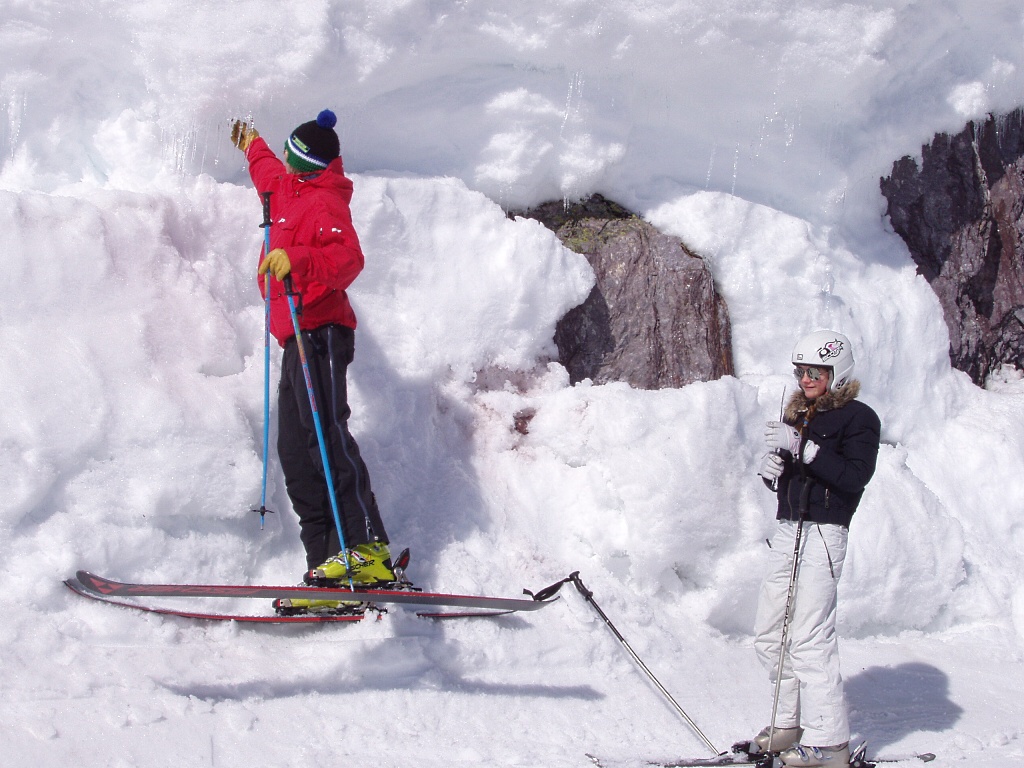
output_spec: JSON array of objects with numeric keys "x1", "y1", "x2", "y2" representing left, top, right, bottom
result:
[{"x1": 246, "y1": 137, "x2": 363, "y2": 345}]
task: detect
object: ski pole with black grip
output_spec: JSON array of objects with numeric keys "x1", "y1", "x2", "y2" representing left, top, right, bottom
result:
[
  {"x1": 528, "y1": 572, "x2": 723, "y2": 757},
  {"x1": 252, "y1": 192, "x2": 275, "y2": 529},
  {"x1": 281, "y1": 274, "x2": 353, "y2": 588}
]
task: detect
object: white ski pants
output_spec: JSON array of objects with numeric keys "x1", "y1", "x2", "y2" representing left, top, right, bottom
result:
[{"x1": 753, "y1": 519, "x2": 849, "y2": 747}]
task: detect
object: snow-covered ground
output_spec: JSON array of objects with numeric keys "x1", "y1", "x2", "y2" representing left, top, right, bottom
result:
[{"x1": 3, "y1": 2, "x2": 1024, "y2": 766}]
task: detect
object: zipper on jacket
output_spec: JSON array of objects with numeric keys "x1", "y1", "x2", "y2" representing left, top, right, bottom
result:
[{"x1": 825, "y1": 489, "x2": 830, "y2": 509}]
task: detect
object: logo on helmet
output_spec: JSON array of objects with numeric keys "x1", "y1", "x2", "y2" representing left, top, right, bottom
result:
[{"x1": 817, "y1": 339, "x2": 845, "y2": 363}]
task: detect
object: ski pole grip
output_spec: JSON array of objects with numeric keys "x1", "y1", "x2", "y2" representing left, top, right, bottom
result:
[
  {"x1": 568, "y1": 571, "x2": 594, "y2": 600},
  {"x1": 260, "y1": 192, "x2": 272, "y2": 229},
  {"x1": 283, "y1": 275, "x2": 304, "y2": 315}
]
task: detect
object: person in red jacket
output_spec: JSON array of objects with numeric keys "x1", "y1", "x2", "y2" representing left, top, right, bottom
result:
[{"x1": 230, "y1": 111, "x2": 394, "y2": 600}]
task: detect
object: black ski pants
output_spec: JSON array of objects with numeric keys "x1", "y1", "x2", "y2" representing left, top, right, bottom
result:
[{"x1": 277, "y1": 323, "x2": 388, "y2": 570}]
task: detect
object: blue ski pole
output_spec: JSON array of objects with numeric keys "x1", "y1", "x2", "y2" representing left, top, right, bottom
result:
[
  {"x1": 253, "y1": 192, "x2": 275, "y2": 529},
  {"x1": 281, "y1": 274, "x2": 354, "y2": 588}
]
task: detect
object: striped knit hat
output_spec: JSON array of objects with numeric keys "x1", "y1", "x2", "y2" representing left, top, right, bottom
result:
[{"x1": 284, "y1": 109, "x2": 340, "y2": 172}]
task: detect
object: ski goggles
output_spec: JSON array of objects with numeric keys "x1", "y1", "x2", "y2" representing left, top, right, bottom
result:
[{"x1": 793, "y1": 365, "x2": 829, "y2": 381}]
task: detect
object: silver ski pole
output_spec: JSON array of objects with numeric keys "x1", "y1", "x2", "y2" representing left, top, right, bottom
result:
[
  {"x1": 560, "y1": 572, "x2": 723, "y2": 756},
  {"x1": 766, "y1": 516, "x2": 805, "y2": 754}
]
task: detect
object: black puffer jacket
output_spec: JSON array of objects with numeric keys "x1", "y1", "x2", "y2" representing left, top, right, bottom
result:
[{"x1": 773, "y1": 381, "x2": 881, "y2": 527}]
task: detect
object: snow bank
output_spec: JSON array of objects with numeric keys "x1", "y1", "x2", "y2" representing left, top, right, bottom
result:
[{"x1": 5, "y1": 1, "x2": 1024, "y2": 766}]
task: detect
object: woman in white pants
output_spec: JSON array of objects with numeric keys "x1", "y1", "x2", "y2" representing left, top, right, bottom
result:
[{"x1": 754, "y1": 330, "x2": 880, "y2": 767}]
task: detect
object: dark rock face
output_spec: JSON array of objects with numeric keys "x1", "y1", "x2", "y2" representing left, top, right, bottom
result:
[
  {"x1": 881, "y1": 109, "x2": 1024, "y2": 385},
  {"x1": 516, "y1": 195, "x2": 734, "y2": 389}
]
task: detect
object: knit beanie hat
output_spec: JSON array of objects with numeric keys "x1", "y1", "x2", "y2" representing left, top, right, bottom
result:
[{"x1": 284, "y1": 109, "x2": 340, "y2": 172}]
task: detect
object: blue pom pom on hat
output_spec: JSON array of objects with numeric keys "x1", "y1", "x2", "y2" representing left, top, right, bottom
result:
[
  {"x1": 285, "y1": 109, "x2": 340, "y2": 172},
  {"x1": 316, "y1": 109, "x2": 337, "y2": 129}
]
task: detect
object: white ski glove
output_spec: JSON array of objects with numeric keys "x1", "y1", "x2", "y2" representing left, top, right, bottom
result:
[
  {"x1": 801, "y1": 441, "x2": 820, "y2": 464},
  {"x1": 765, "y1": 421, "x2": 820, "y2": 464},
  {"x1": 765, "y1": 421, "x2": 801, "y2": 457},
  {"x1": 758, "y1": 452, "x2": 785, "y2": 482}
]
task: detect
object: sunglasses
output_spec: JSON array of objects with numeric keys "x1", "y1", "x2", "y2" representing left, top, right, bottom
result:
[{"x1": 793, "y1": 365, "x2": 830, "y2": 381}]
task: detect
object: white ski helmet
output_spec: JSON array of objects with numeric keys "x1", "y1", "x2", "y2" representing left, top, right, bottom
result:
[{"x1": 792, "y1": 330, "x2": 855, "y2": 390}]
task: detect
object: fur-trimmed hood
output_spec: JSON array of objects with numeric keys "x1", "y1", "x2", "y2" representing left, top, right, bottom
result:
[{"x1": 784, "y1": 380, "x2": 861, "y2": 424}]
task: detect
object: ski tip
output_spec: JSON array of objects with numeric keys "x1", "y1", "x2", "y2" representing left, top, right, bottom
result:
[
  {"x1": 73, "y1": 570, "x2": 104, "y2": 594},
  {"x1": 919, "y1": 755, "x2": 936, "y2": 763}
]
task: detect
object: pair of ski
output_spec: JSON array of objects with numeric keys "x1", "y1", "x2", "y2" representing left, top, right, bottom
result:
[
  {"x1": 65, "y1": 565, "x2": 557, "y2": 625},
  {"x1": 591, "y1": 741, "x2": 936, "y2": 768}
]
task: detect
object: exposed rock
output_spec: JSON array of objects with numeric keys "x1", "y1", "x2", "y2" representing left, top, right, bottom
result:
[
  {"x1": 515, "y1": 194, "x2": 734, "y2": 389},
  {"x1": 881, "y1": 109, "x2": 1024, "y2": 385}
]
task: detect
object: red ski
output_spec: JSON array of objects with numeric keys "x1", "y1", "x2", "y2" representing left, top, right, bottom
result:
[
  {"x1": 64, "y1": 577, "x2": 365, "y2": 624},
  {"x1": 72, "y1": 569, "x2": 557, "y2": 614}
]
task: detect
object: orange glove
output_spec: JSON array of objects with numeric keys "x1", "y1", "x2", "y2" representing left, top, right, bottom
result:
[
  {"x1": 258, "y1": 249, "x2": 292, "y2": 280},
  {"x1": 230, "y1": 120, "x2": 259, "y2": 152}
]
